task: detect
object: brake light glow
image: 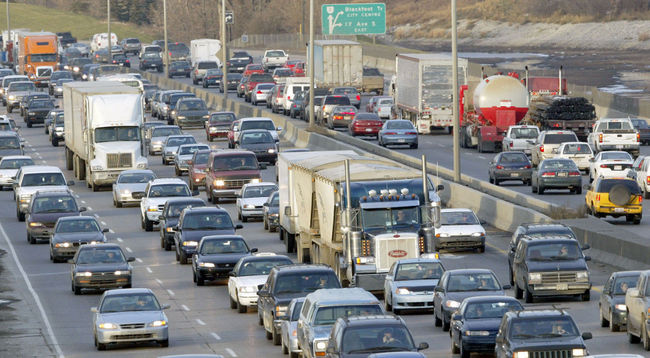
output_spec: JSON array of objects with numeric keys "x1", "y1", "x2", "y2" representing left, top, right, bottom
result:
[
  {"x1": 541, "y1": 172, "x2": 556, "y2": 177},
  {"x1": 596, "y1": 194, "x2": 600, "y2": 201},
  {"x1": 384, "y1": 132, "x2": 397, "y2": 135},
  {"x1": 509, "y1": 142, "x2": 513, "y2": 147},
  {"x1": 569, "y1": 171, "x2": 581, "y2": 176},
  {"x1": 639, "y1": 196, "x2": 643, "y2": 204},
  {"x1": 405, "y1": 131, "x2": 417, "y2": 135},
  {"x1": 600, "y1": 164, "x2": 608, "y2": 168},
  {"x1": 333, "y1": 115, "x2": 343, "y2": 120},
  {"x1": 256, "y1": 90, "x2": 262, "y2": 94},
  {"x1": 524, "y1": 165, "x2": 531, "y2": 169},
  {"x1": 647, "y1": 176, "x2": 650, "y2": 185},
  {"x1": 540, "y1": 145, "x2": 544, "y2": 152},
  {"x1": 599, "y1": 133, "x2": 603, "y2": 143},
  {"x1": 356, "y1": 94, "x2": 361, "y2": 101},
  {"x1": 637, "y1": 132, "x2": 641, "y2": 143},
  {"x1": 496, "y1": 165, "x2": 504, "y2": 170}
]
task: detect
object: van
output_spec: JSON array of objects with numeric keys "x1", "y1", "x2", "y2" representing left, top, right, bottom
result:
[
  {"x1": 281, "y1": 77, "x2": 311, "y2": 114},
  {"x1": 91, "y1": 33, "x2": 118, "y2": 53}
]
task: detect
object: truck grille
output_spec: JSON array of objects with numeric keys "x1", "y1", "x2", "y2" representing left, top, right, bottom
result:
[
  {"x1": 107, "y1": 153, "x2": 132, "y2": 168},
  {"x1": 224, "y1": 179, "x2": 252, "y2": 189},
  {"x1": 531, "y1": 350, "x2": 572, "y2": 358},
  {"x1": 37, "y1": 67, "x2": 52, "y2": 77},
  {"x1": 541, "y1": 271, "x2": 577, "y2": 284}
]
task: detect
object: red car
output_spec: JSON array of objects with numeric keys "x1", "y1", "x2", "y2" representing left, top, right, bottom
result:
[
  {"x1": 349, "y1": 112, "x2": 383, "y2": 138},
  {"x1": 188, "y1": 149, "x2": 213, "y2": 191},
  {"x1": 205, "y1": 111, "x2": 237, "y2": 141},
  {"x1": 284, "y1": 60, "x2": 305, "y2": 77},
  {"x1": 243, "y1": 64, "x2": 264, "y2": 77}
]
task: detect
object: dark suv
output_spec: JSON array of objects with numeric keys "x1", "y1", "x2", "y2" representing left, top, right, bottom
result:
[
  {"x1": 494, "y1": 309, "x2": 592, "y2": 358},
  {"x1": 205, "y1": 150, "x2": 264, "y2": 204},
  {"x1": 159, "y1": 198, "x2": 206, "y2": 251},
  {"x1": 172, "y1": 97, "x2": 209, "y2": 129},
  {"x1": 257, "y1": 264, "x2": 340, "y2": 345},
  {"x1": 325, "y1": 315, "x2": 429, "y2": 357},
  {"x1": 26, "y1": 190, "x2": 86, "y2": 244},
  {"x1": 512, "y1": 236, "x2": 591, "y2": 303}
]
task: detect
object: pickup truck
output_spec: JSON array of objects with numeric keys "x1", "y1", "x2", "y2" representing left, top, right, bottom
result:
[
  {"x1": 362, "y1": 67, "x2": 384, "y2": 94},
  {"x1": 624, "y1": 269, "x2": 650, "y2": 346},
  {"x1": 502, "y1": 125, "x2": 540, "y2": 154},
  {"x1": 587, "y1": 118, "x2": 640, "y2": 157},
  {"x1": 262, "y1": 49, "x2": 288, "y2": 72}
]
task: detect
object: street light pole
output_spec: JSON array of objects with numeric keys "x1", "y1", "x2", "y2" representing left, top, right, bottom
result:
[
  {"x1": 107, "y1": 0, "x2": 112, "y2": 62},
  {"x1": 163, "y1": 0, "x2": 169, "y2": 77},
  {"x1": 221, "y1": 0, "x2": 227, "y2": 99},
  {"x1": 308, "y1": 0, "x2": 314, "y2": 128},
  {"x1": 451, "y1": 0, "x2": 460, "y2": 182},
  {"x1": 6, "y1": 0, "x2": 9, "y2": 50}
]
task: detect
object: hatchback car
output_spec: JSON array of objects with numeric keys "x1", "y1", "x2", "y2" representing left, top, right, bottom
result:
[
  {"x1": 383, "y1": 257, "x2": 445, "y2": 314},
  {"x1": 330, "y1": 87, "x2": 361, "y2": 109},
  {"x1": 488, "y1": 151, "x2": 532, "y2": 185},
  {"x1": 556, "y1": 142, "x2": 594, "y2": 172},
  {"x1": 26, "y1": 189, "x2": 86, "y2": 244},
  {"x1": 235, "y1": 130, "x2": 278, "y2": 164},
  {"x1": 251, "y1": 83, "x2": 275, "y2": 106},
  {"x1": 205, "y1": 112, "x2": 236, "y2": 141},
  {"x1": 236, "y1": 182, "x2": 278, "y2": 222},
  {"x1": 202, "y1": 68, "x2": 223, "y2": 88},
  {"x1": 50, "y1": 216, "x2": 107, "y2": 262},
  {"x1": 70, "y1": 243, "x2": 134, "y2": 295},
  {"x1": 584, "y1": 177, "x2": 643, "y2": 224},
  {"x1": 532, "y1": 158, "x2": 582, "y2": 194},
  {"x1": 599, "y1": 271, "x2": 641, "y2": 332},
  {"x1": 159, "y1": 198, "x2": 206, "y2": 251},
  {"x1": 588, "y1": 151, "x2": 634, "y2": 182},
  {"x1": 167, "y1": 60, "x2": 191, "y2": 78},
  {"x1": 112, "y1": 169, "x2": 157, "y2": 208},
  {"x1": 349, "y1": 112, "x2": 382, "y2": 138},
  {"x1": 378, "y1": 120, "x2": 418, "y2": 148},
  {"x1": 192, "y1": 235, "x2": 257, "y2": 285}
]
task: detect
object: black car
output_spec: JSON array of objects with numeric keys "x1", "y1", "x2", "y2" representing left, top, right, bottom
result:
[
  {"x1": 110, "y1": 53, "x2": 130, "y2": 67},
  {"x1": 24, "y1": 99, "x2": 56, "y2": 127},
  {"x1": 140, "y1": 52, "x2": 163, "y2": 72},
  {"x1": 433, "y1": 269, "x2": 509, "y2": 331},
  {"x1": 220, "y1": 72, "x2": 242, "y2": 93},
  {"x1": 49, "y1": 112, "x2": 65, "y2": 146},
  {"x1": 227, "y1": 51, "x2": 253, "y2": 73},
  {"x1": 166, "y1": 92, "x2": 196, "y2": 124},
  {"x1": 51, "y1": 78, "x2": 74, "y2": 98},
  {"x1": 325, "y1": 315, "x2": 428, "y2": 358},
  {"x1": 450, "y1": 296, "x2": 523, "y2": 358},
  {"x1": 172, "y1": 97, "x2": 209, "y2": 129},
  {"x1": 20, "y1": 92, "x2": 50, "y2": 117},
  {"x1": 26, "y1": 190, "x2": 86, "y2": 244},
  {"x1": 50, "y1": 216, "x2": 108, "y2": 262},
  {"x1": 81, "y1": 63, "x2": 99, "y2": 81},
  {"x1": 191, "y1": 235, "x2": 257, "y2": 285},
  {"x1": 69, "y1": 243, "x2": 135, "y2": 295},
  {"x1": 263, "y1": 190, "x2": 279, "y2": 232},
  {"x1": 202, "y1": 69, "x2": 223, "y2": 88},
  {"x1": 631, "y1": 119, "x2": 650, "y2": 145},
  {"x1": 168, "y1": 61, "x2": 191, "y2": 78},
  {"x1": 68, "y1": 58, "x2": 92, "y2": 79},
  {"x1": 236, "y1": 129, "x2": 278, "y2": 165},
  {"x1": 48, "y1": 71, "x2": 73, "y2": 95},
  {"x1": 159, "y1": 198, "x2": 206, "y2": 251},
  {"x1": 488, "y1": 151, "x2": 532, "y2": 186},
  {"x1": 57, "y1": 31, "x2": 77, "y2": 47},
  {"x1": 173, "y1": 207, "x2": 243, "y2": 264},
  {"x1": 258, "y1": 264, "x2": 341, "y2": 343},
  {"x1": 507, "y1": 223, "x2": 577, "y2": 284},
  {"x1": 599, "y1": 270, "x2": 641, "y2": 332},
  {"x1": 289, "y1": 90, "x2": 307, "y2": 119},
  {"x1": 494, "y1": 309, "x2": 592, "y2": 358}
]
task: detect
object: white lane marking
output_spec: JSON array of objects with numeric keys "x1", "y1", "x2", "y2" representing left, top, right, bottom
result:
[
  {"x1": 210, "y1": 332, "x2": 221, "y2": 340},
  {"x1": 125, "y1": 247, "x2": 133, "y2": 253},
  {"x1": 0, "y1": 217, "x2": 65, "y2": 358},
  {"x1": 100, "y1": 221, "x2": 107, "y2": 226},
  {"x1": 155, "y1": 278, "x2": 163, "y2": 285},
  {"x1": 166, "y1": 289, "x2": 175, "y2": 296},
  {"x1": 42, "y1": 160, "x2": 47, "y2": 164},
  {"x1": 28, "y1": 271, "x2": 68, "y2": 277},
  {"x1": 226, "y1": 348, "x2": 237, "y2": 357},
  {"x1": 437, "y1": 143, "x2": 444, "y2": 147},
  {"x1": 135, "y1": 258, "x2": 143, "y2": 263},
  {"x1": 87, "y1": 207, "x2": 93, "y2": 212},
  {"x1": 116, "y1": 237, "x2": 123, "y2": 242},
  {"x1": 146, "y1": 267, "x2": 152, "y2": 274},
  {"x1": 181, "y1": 304, "x2": 190, "y2": 311},
  {"x1": 196, "y1": 318, "x2": 206, "y2": 326},
  {"x1": 478, "y1": 155, "x2": 487, "y2": 159},
  {"x1": 108, "y1": 229, "x2": 114, "y2": 233},
  {"x1": 81, "y1": 200, "x2": 86, "y2": 204}
]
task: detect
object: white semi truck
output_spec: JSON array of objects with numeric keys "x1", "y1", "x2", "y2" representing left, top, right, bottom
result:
[
  {"x1": 278, "y1": 150, "x2": 443, "y2": 291},
  {"x1": 63, "y1": 81, "x2": 148, "y2": 191}
]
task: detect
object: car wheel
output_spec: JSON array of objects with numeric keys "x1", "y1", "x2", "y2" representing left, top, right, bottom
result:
[
  {"x1": 434, "y1": 307, "x2": 442, "y2": 327},
  {"x1": 159, "y1": 339, "x2": 169, "y2": 348},
  {"x1": 229, "y1": 294, "x2": 237, "y2": 309},
  {"x1": 282, "y1": 339, "x2": 288, "y2": 354},
  {"x1": 28, "y1": 233, "x2": 35, "y2": 244},
  {"x1": 258, "y1": 311, "x2": 264, "y2": 326},
  {"x1": 196, "y1": 272, "x2": 205, "y2": 286},
  {"x1": 494, "y1": 178, "x2": 500, "y2": 186},
  {"x1": 451, "y1": 333, "x2": 460, "y2": 354},
  {"x1": 242, "y1": 215, "x2": 248, "y2": 223},
  {"x1": 175, "y1": 167, "x2": 181, "y2": 176},
  {"x1": 442, "y1": 316, "x2": 450, "y2": 331},
  {"x1": 610, "y1": 311, "x2": 620, "y2": 332},
  {"x1": 643, "y1": 322, "x2": 650, "y2": 351},
  {"x1": 164, "y1": 239, "x2": 172, "y2": 251},
  {"x1": 237, "y1": 296, "x2": 247, "y2": 313},
  {"x1": 515, "y1": 283, "x2": 523, "y2": 299},
  {"x1": 115, "y1": 198, "x2": 122, "y2": 208},
  {"x1": 524, "y1": 284, "x2": 534, "y2": 303},
  {"x1": 459, "y1": 343, "x2": 470, "y2": 358},
  {"x1": 263, "y1": 217, "x2": 269, "y2": 230},
  {"x1": 384, "y1": 294, "x2": 392, "y2": 311},
  {"x1": 73, "y1": 282, "x2": 81, "y2": 295},
  {"x1": 581, "y1": 290, "x2": 590, "y2": 302},
  {"x1": 629, "y1": 330, "x2": 641, "y2": 343},
  {"x1": 508, "y1": 266, "x2": 514, "y2": 286},
  {"x1": 144, "y1": 217, "x2": 153, "y2": 232},
  {"x1": 289, "y1": 352, "x2": 299, "y2": 358},
  {"x1": 575, "y1": 187, "x2": 582, "y2": 195},
  {"x1": 478, "y1": 245, "x2": 485, "y2": 253},
  {"x1": 17, "y1": 207, "x2": 24, "y2": 221},
  {"x1": 95, "y1": 337, "x2": 106, "y2": 351},
  {"x1": 538, "y1": 185, "x2": 545, "y2": 194},
  {"x1": 180, "y1": 251, "x2": 188, "y2": 264},
  {"x1": 272, "y1": 326, "x2": 281, "y2": 346}
]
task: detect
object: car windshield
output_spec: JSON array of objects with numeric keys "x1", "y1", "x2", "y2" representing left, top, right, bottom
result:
[
  {"x1": 56, "y1": 219, "x2": 100, "y2": 233},
  {"x1": 206, "y1": 69, "x2": 222, "y2": 76},
  {"x1": 313, "y1": 305, "x2": 383, "y2": 326},
  {"x1": 212, "y1": 155, "x2": 258, "y2": 170},
  {"x1": 100, "y1": 293, "x2": 161, "y2": 313},
  {"x1": 183, "y1": 213, "x2": 233, "y2": 230},
  {"x1": 9, "y1": 82, "x2": 35, "y2": 91},
  {"x1": 385, "y1": 121, "x2": 413, "y2": 129},
  {"x1": 179, "y1": 145, "x2": 208, "y2": 155},
  {"x1": 0, "y1": 158, "x2": 33, "y2": 169},
  {"x1": 0, "y1": 69, "x2": 14, "y2": 76},
  {"x1": 395, "y1": 262, "x2": 444, "y2": 281},
  {"x1": 499, "y1": 153, "x2": 529, "y2": 163},
  {"x1": 193, "y1": 152, "x2": 210, "y2": 165},
  {"x1": 527, "y1": 242, "x2": 581, "y2": 261},
  {"x1": 364, "y1": 68, "x2": 382, "y2": 76},
  {"x1": 332, "y1": 88, "x2": 358, "y2": 95},
  {"x1": 362, "y1": 208, "x2": 420, "y2": 229},
  {"x1": 290, "y1": 301, "x2": 304, "y2": 321},
  {"x1": 29, "y1": 100, "x2": 53, "y2": 108},
  {"x1": 22, "y1": 173, "x2": 65, "y2": 186},
  {"x1": 441, "y1": 211, "x2": 479, "y2": 225},
  {"x1": 178, "y1": 100, "x2": 206, "y2": 111},
  {"x1": 198, "y1": 62, "x2": 218, "y2": 69},
  {"x1": 243, "y1": 185, "x2": 278, "y2": 198},
  {"x1": 0, "y1": 123, "x2": 11, "y2": 131},
  {"x1": 171, "y1": 61, "x2": 187, "y2": 68},
  {"x1": 510, "y1": 127, "x2": 538, "y2": 139},
  {"x1": 166, "y1": 137, "x2": 196, "y2": 147},
  {"x1": 77, "y1": 247, "x2": 126, "y2": 265},
  {"x1": 601, "y1": 152, "x2": 632, "y2": 161},
  {"x1": 152, "y1": 127, "x2": 182, "y2": 137},
  {"x1": 168, "y1": 43, "x2": 189, "y2": 52},
  {"x1": 0, "y1": 136, "x2": 20, "y2": 149},
  {"x1": 447, "y1": 273, "x2": 500, "y2": 292},
  {"x1": 237, "y1": 258, "x2": 293, "y2": 276},
  {"x1": 509, "y1": 317, "x2": 579, "y2": 339},
  {"x1": 540, "y1": 160, "x2": 577, "y2": 170},
  {"x1": 165, "y1": 201, "x2": 204, "y2": 217},
  {"x1": 240, "y1": 131, "x2": 274, "y2": 144},
  {"x1": 343, "y1": 325, "x2": 415, "y2": 354},
  {"x1": 210, "y1": 113, "x2": 236, "y2": 124},
  {"x1": 596, "y1": 179, "x2": 641, "y2": 194},
  {"x1": 95, "y1": 126, "x2": 140, "y2": 142},
  {"x1": 32, "y1": 196, "x2": 77, "y2": 213},
  {"x1": 543, "y1": 134, "x2": 578, "y2": 144},
  {"x1": 464, "y1": 301, "x2": 522, "y2": 319},
  {"x1": 562, "y1": 143, "x2": 591, "y2": 154},
  {"x1": 118, "y1": 172, "x2": 155, "y2": 184},
  {"x1": 56, "y1": 79, "x2": 73, "y2": 86},
  {"x1": 274, "y1": 273, "x2": 339, "y2": 294},
  {"x1": 613, "y1": 275, "x2": 638, "y2": 295},
  {"x1": 325, "y1": 96, "x2": 350, "y2": 105},
  {"x1": 149, "y1": 184, "x2": 190, "y2": 197},
  {"x1": 199, "y1": 238, "x2": 247, "y2": 254},
  {"x1": 3, "y1": 77, "x2": 27, "y2": 87}
]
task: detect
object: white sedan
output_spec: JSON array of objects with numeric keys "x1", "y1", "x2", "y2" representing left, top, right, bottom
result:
[
  {"x1": 588, "y1": 151, "x2": 634, "y2": 182},
  {"x1": 227, "y1": 253, "x2": 293, "y2": 313},
  {"x1": 434, "y1": 208, "x2": 486, "y2": 252},
  {"x1": 236, "y1": 182, "x2": 278, "y2": 222}
]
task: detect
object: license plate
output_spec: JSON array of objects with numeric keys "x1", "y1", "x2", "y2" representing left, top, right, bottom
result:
[
  {"x1": 557, "y1": 283, "x2": 568, "y2": 290},
  {"x1": 558, "y1": 172, "x2": 568, "y2": 177},
  {"x1": 614, "y1": 165, "x2": 622, "y2": 170},
  {"x1": 398, "y1": 139, "x2": 406, "y2": 143},
  {"x1": 365, "y1": 128, "x2": 372, "y2": 132},
  {"x1": 616, "y1": 145, "x2": 624, "y2": 149},
  {"x1": 614, "y1": 207, "x2": 625, "y2": 213},
  {"x1": 511, "y1": 173, "x2": 519, "y2": 177}
]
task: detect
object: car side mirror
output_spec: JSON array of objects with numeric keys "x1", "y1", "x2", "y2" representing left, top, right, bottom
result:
[
  {"x1": 277, "y1": 126, "x2": 282, "y2": 131},
  {"x1": 67, "y1": 259, "x2": 74, "y2": 264},
  {"x1": 90, "y1": 307, "x2": 98, "y2": 313},
  {"x1": 229, "y1": 271, "x2": 236, "y2": 277},
  {"x1": 263, "y1": 202, "x2": 268, "y2": 207},
  {"x1": 583, "y1": 184, "x2": 591, "y2": 190},
  {"x1": 452, "y1": 313, "x2": 462, "y2": 321},
  {"x1": 192, "y1": 188, "x2": 200, "y2": 196},
  {"x1": 250, "y1": 248, "x2": 258, "y2": 253},
  {"x1": 67, "y1": 180, "x2": 75, "y2": 186},
  {"x1": 259, "y1": 163, "x2": 267, "y2": 170},
  {"x1": 102, "y1": 228, "x2": 109, "y2": 233},
  {"x1": 436, "y1": 184, "x2": 444, "y2": 192},
  {"x1": 257, "y1": 289, "x2": 269, "y2": 296},
  {"x1": 502, "y1": 284, "x2": 511, "y2": 290},
  {"x1": 584, "y1": 256, "x2": 591, "y2": 261},
  {"x1": 132, "y1": 192, "x2": 145, "y2": 199},
  {"x1": 161, "y1": 304, "x2": 171, "y2": 310},
  {"x1": 235, "y1": 224, "x2": 243, "y2": 230},
  {"x1": 581, "y1": 244, "x2": 590, "y2": 250},
  {"x1": 79, "y1": 207, "x2": 87, "y2": 212},
  {"x1": 417, "y1": 342, "x2": 429, "y2": 351},
  {"x1": 127, "y1": 257, "x2": 136, "y2": 262},
  {"x1": 582, "y1": 332, "x2": 592, "y2": 340}
]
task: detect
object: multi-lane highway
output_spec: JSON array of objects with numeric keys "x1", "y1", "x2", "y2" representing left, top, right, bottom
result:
[{"x1": 1, "y1": 58, "x2": 648, "y2": 357}]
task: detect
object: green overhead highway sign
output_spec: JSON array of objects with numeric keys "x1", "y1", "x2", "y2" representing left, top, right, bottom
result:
[{"x1": 321, "y1": 3, "x2": 386, "y2": 35}]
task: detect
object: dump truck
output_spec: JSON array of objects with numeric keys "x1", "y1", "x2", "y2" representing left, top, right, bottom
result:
[
  {"x1": 278, "y1": 150, "x2": 442, "y2": 291},
  {"x1": 313, "y1": 40, "x2": 363, "y2": 90},
  {"x1": 16, "y1": 32, "x2": 58, "y2": 87},
  {"x1": 394, "y1": 53, "x2": 468, "y2": 134},
  {"x1": 63, "y1": 81, "x2": 148, "y2": 191}
]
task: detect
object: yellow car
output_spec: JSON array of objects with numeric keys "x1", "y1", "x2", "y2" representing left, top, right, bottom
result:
[{"x1": 584, "y1": 177, "x2": 643, "y2": 224}]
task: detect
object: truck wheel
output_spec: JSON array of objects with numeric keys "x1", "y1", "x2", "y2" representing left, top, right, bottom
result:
[
  {"x1": 581, "y1": 290, "x2": 590, "y2": 302},
  {"x1": 524, "y1": 284, "x2": 534, "y2": 303},
  {"x1": 515, "y1": 283, "x2": 523, "y2": 299}
]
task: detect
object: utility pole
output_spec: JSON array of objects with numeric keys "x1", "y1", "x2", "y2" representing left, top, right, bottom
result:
[
  {"x1": 107, "y1": 0, "x2": 112, "y2": 62},
  {"x1": 221, "y1": 0, "x2": 227, "y2": 99},
  {"x1": 163, "y1": 0, "x2": 169, "y2": 77},
  {"x1": 308, "y1": 0, "x2": 314, "y2": 128},
  {"x1": 451, "y1": 0, "x2": 460, "y2": 182},
  {"x1": 6, "y1": 0, "x2": 9, "y2": 50}
]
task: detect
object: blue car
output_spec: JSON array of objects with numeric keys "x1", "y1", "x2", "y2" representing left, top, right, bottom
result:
[
  {"x1": 450, "y1": 296, "x2": 523, "y2": 358},
  {"x1": 378, "y1": 119, "x2": 418, "y2": 149}
]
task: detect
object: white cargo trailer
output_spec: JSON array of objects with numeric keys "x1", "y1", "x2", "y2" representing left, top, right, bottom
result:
[
  {"x1": 190, "y1": 39, "x2": 221, "y2": 67},
  {"x1": 313, "y1": 40, "x2": 363, "y2": 90}
]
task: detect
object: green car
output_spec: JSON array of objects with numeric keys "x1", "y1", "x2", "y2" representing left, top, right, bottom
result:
[{"x1": 532, "y1": 158, "x2": 582, "y2": 195}]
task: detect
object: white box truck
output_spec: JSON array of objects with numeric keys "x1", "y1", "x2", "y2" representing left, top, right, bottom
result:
[
  {"x1": 278, "y1": 150, "x2": 442, "y2": 292},
  {"x1": 63, "y1": 81, "x2": 148, "y2": 191},
  {"x1": 393, "y1": 53, "x2": 468, "y2": 134},
  {"x1": 190, "y1": 39, "x2": 221, "y2": 67},
  {"x1": 313, "y1": 40, "x2": 363, "y2": 90}
]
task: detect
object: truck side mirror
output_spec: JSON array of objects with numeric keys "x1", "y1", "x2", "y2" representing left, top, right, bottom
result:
[
  {"x1": 582, "y1": 332, "x2": 592, "y2": 340},
  {"x1": 235, "y1": 224, "x2": 243, "y2": 230},
  {"x1": 436, "y1": 184, "x2": 444, "y2": 191}
]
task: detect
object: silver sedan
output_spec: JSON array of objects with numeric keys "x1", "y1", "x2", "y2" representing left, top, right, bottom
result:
[
  {"x1": 378, "y1": 119, "x2": 418, "y2": 149},
  {"x1": 112, "y1": 169, "x2": 157, "y2": 208},
  {"x1": 92, "y1": 288, "x2": 169, "y2": 350}
]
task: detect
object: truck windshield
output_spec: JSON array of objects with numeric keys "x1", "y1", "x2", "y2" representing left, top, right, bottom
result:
[
  {"x1": 313, "y1": 305, "x2": 383, "y2": 326},
  {"x1": 510, "y1": 127, "x2": 538, "y2": 139},
  {"x1": 361, "y1": 207, "x2": 420, "y2": 229},
  {"x1": 29, "y1": 54, "x2": 57, "y2": 62},
  {"x1": 95, "y1": 126, "x2": 140, "y2": 142}
]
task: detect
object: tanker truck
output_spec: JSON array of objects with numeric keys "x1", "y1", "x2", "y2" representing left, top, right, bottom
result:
[
  {"x1": 277, "y1": 150, "x2": 443, "y2": 291},
  {"x1": 459, "y1": 74, "x2": 530, "y2": 152}
]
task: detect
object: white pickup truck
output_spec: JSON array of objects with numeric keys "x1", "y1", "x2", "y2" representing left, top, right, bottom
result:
[
  {"x1": 262, "y1": 49, "x2": 288, "y2": 72},
  {"x1": 502, "y1": 125, "x2": 540, "y2": 154},
  {"x1": 587, "y1": 118, "x2": 640, "y2": 157}
]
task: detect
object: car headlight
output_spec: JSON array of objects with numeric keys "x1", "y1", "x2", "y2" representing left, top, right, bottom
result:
[
  {"x1": 214, "y1": 179, "x2": 225, "y2": 187},
  {"x1": 465, "y1": 330, "x2": 490, "y2": 336},
  {"x1": 198, "y1": 262, "x2": 215, "y2": 267},
  {"x1": 75, "y1": 271, "x2": 92, "y2": 277},
  {"x1": 98, "y1": 322, "x2": 118, "y2": 330},
  {"x1": 56, "y1": 87, "x2": 63, "y2": 92},
  {"x1": 73, "y1": 66, "x2": 79, "y2": 72},
  {"x1": 170, "y1": 110, "x2": 176, "y2": 116},
  {"x1": 471, "y1": 232, "x2": 485, "y2": 237},
  {"x1": 8, "y1": 95, "x2": 15, "y2": 100},
  {"x1": 182, "y1": 241, "x2": 198, "y2": 246},
  {"x1": 267, "y1": 148, "x2": 276, "y2": 153},
  {"x1": 238, "y1": 286, "x2": 257, "y2": 293},
  {"x1": 177, "y1": 116, "x2": 186, "y2": 120},
  {"x1": 395, "y1": 287, "x2": 410, "y2": 295},
  {"x1": 149, "y1": 320, "x2": 167, "y2": 327},
  {"x1": 114, "y1": 270, "x2": 129, "y2": 276},
  {"x1": 615, "y1": 304, "x2": 627, "y2": 311},
  {"x1": 82, "y1": 74, "x2": 88, "y2": 79},
  {"x1": 121, "y1": 189, "x2": 131, "y2": 195},
  {"x1": 243, "y1": 204, "x2": 255, "y2": 209},
  {"x1": 444, "y1": 300, "x2": 460, "y2": 308},
  {"x1": 250, "y1": 178, "x2": 261, "y2": 183},
  {"x1": 572, "y1": 348, "x2": 587, "y2": 357},
  {"x1": 28, "y1": 112, "x2": 35, "y2": 115},
  {"x1": 314, "y1": 340, "x2": 328, "y2": 351},
  {"x1": 147, "y1": 205, "x2": 158, "y2": 212},
  {"x1": 270, "y1": 213, "x2": 279, "y2": 218},
  {"x1": 202, "y1": 115, "x2": 210, "y2": 119},
  {"x1": 275, "y1": 305, "x2": 288, "y2": 317},
  {"x1": 166, "y1": 227, "x2": 174, "y2": 232},
  {"x1": 28, "y1": 222, "x2": 44, "y2": 227},
  {"x1": 514, "y1": 352, "x2": 529, "y2": 358},
  {"x1": 576, "y1": 271, "x2": 589, "y2": 282},
  {"x1": 55, "y1": 242, "x2": 71, "y2": 248},
  {"x1": 528, "y1": 272, "x2": 542, "y2": 284}
]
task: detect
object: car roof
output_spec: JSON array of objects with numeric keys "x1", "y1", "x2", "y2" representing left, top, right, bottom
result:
[
  {"x1": 118, "y1": 169, "x2": 155, "y2": 175},
  {"x1": 20, "y1": 165, "x2": 63, "y2": 174},
  {"x1": 274, "y1": 264, "x2": 334, "y2": 274},
  {"x1": 239, "y1": 117, "x2": 274, "y2": 122},
  {"x1": 441, "y1": 208, "x2": 475, "y2": 214},
  {"x1": 242, "y1": 182, "x2": 276, "y2": 188},
  {"x1": 306, "y1": 288, "x2": 379, "y2": 306},
  {"x1": 79, "y1": 242, "x2": 121, "y2": 250},
  {"x1": 33, "y1": 189, "x2": 72, "y2": 197},
  {"x1": 342, "y1": 314, "x2": 405, "y2": 326},
  {"x1": 394, "y1": 257, "x2": 441, "y2": 265},
  {"x1": 0, "y1": 155, "x2": 32, "y2": 161},
  {"x1": 239, "y1": 254, "x2": 291, "y2": 263},
  {"x1": 104, "y1": 288, "x2": 154, "y2": 296},
  {"x1": 610, "y1": 271, "x2": 643, "y2": 278},
  {"x1": 165, "y1": 198, "x2": 205, "y2": 205},
  {"x1": 210, "y1": 150, "x2": 256, "y2": 157},
  {"x1": 184, "y1": 207, "x2": 228, "y2": 214},
  {"x1": 521, "y1": 223, "x2": 570, "y2": 231},
  {"x1": 446, "y1": 268, "x2": 495, "y2": 276},
  {"x1": 57, "y1": 216, "x2": 96, "y2": 222},
  {"x1": 0, "y1": 131, "x2": 19, "y2": 137},
  {"x1": 461, "y1": 295, "x2": 521, "y2": 304},
  {"x1": 522, "y1": 236, "x2": 580, "y2": 245},
  {"x1": 150, "y1": 178, "x2": 186, "y2": 185},
  {"x1": 166, "y1": 134, "x2": 194, "y2": 139},
  {"x1": 506, "y1": 309, "x2": 569, "y2": 319},
  {"x1": 201, "y1": 234, "x2": 244, "y2": 241}
]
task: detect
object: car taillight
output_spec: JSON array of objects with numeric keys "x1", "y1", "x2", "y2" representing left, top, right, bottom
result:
[
  {"x1": 600, "y1": 164, "x2": 608, "y2": 168},
  {"x1": 541, "y1": 171, "x2": 556, "y2": 177},
  {"x1": 126, "y1": 59, "x2": 129, "y2": 63},
  {"x1": 287, "y1": 96, "x2": 291, "y2": 99},
  {"x1": 496, "y1": 165, "x2": 504, "y2": 170},
  {"x1": 333, "y1": 115, "x2": 343, "y2": 120},
  {"x1": 524, "y1": 165, "x2": 531, "y2": 169},
  {"x1": 257, "y1": 90, "x2": 262, "y2": 94},
  {"x1": 569, "y1": 171, "x2": 581, "y2": 176},
  {"x1": 599, "y1": 133, "x2": 603, "y2": 143},
  {"x1": 384, "y1": 132, "x2": 397, "y2": 135},
  {"x1": 509, "y1": 142, "x2": 514, "y2": 148},
  {"x1": 539, "y1": 145, "x2": 544, "y2": 152},
  {"x1": 405, "y1": 131, "x2": 417, "y2": 135},
  {"x1": 637, "y1": 132, "x2": 641, "y2": 142},
  {"x1": 356, "y1": 94, "x2": 361, "y2": 101},
  {"x1": 639, "y1": 195, "x2": 643, "y2": 204},
  {"x1": 169, "y1": 52, "x2": 172, "y2": 56},
  {"x1": 647, "y1": 176, "x2": 650, "y2": 185},
  {"x1": 112, "y1": 60, "x2": 116, "y2": 63}
]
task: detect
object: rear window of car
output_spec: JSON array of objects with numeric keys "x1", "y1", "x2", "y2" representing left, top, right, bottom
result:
[
  {"x1": 126, "y1": 38, "x2": 140, "y2": 44},
  {"x1": 249, "y1": 74, "x2": 274, "y2": 82},
  {"x1": 325, "y1": 96, "x2": 350, "y2": 105},
  {"x1": 145, "y1": 46, "x2": 161, "y2": 52},
  {"x1": 363, "y1": 68, "x2": 382, "y2": 76},
  {"x1": 385, "y1": 120, "x2": 413, "y2": 129},
  {"x1": 198, "y1": 62, "x2": 219, "y2": 69},
  {"x1": 596, "y1": 179, "x2": 641, "y2": 194},
  {"x1": 332, "y1": 87, "x2": 358, "y2": 95},
  {"x1": 240, "y1": 120, "x2": 275, "y2": 131},
  {"x1": 562, "y1": 143, "x2": 591, "y2": 154},
  {"x1": 266, "y1": 50, "x2": 286, "y2": 57},
  {"x1": 247, "y1": 65, "x2": 263, "y2": 71},
  {"x1": 168, "y1": 43, "x2": 189, "y2": 52},
  {"x1": 543, "y1": 133, "x2": 578, "y2": 144},
  {"x1": 499, "y1": 152, "x2": 529, "y2": 163}
]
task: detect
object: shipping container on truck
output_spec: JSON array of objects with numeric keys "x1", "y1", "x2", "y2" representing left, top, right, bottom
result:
[
  {"x1": 190, "y1": 39, "x2": 221, "y2": 67},
  {"x1": 17, "y1": 32, "x2": 58, "y2": 87},
  {"x1": 313, "y1": 40, "x2": 363, "y2": 91}
]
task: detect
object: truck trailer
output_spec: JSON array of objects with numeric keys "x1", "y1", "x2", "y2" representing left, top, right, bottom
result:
[
  {"x1": 190, "y1": 39, "x2": 221, "y2": 67},
  {"x1": 313, "y1": 40, "x2": 363, "y2": 91},
  {"x1": 278, "y1": 150, "x2": 442, "y2": 291},
  {"x1": 63, "y1": 81, "x2": 148, "y2": 191}
]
